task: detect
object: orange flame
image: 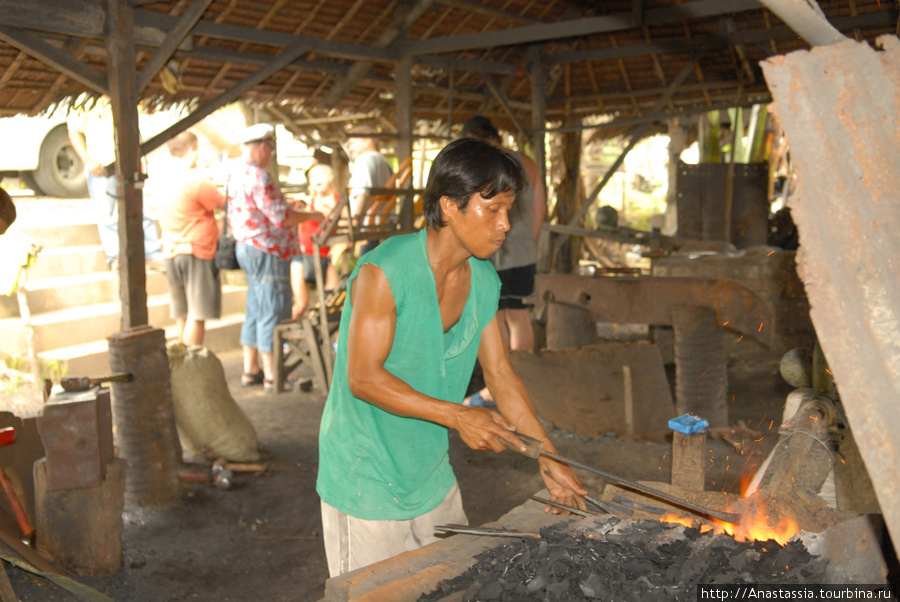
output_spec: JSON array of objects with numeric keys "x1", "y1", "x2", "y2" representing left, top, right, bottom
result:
[{"x1": 659, "y1": 505, "x2": 799, "y2": 546}]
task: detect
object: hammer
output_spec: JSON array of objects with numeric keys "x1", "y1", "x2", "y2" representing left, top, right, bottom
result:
[{"x1": 60, "y1": 372, "x2": 134, "y2": 392}]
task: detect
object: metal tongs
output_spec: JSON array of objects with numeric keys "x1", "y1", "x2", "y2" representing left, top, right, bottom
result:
[
  {"x1": 501, "y1": 432, "x2": 742, "y2": 525},
  {"x1": 435, "y1": 524, "x2": 542, "y2": 538}
]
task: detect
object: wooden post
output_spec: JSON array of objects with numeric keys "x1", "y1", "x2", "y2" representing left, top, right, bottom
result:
[
  {"x1": 395, "y1": 53, "x2": 414, "y2": 232},
  {"x1": 622, "y1": 365, "x2": 634, "y2": 440},
  {"x1": 105, "y1": 0, "x2": 148, "y2": 329},
  {"x1": 671, "y1": 431, "x2": 706, "y2": 491}
]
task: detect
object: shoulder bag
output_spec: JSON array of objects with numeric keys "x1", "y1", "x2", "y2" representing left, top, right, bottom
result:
[{"x1": 215, "y1": 177, "x2": 241, "y2": 270}]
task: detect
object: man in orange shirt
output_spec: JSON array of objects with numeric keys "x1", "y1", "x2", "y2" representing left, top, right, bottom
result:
[{"x1": 159, "y1": 131, "x2": 225, "y2": 346}]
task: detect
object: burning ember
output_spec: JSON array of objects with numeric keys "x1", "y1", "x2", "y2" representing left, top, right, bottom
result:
[
  {"x1": 420, "y1": 518, "x2": 825, "y2": 601},
  {"x1": 660, "y1": 504, "x2": 800, "y2": 546}
]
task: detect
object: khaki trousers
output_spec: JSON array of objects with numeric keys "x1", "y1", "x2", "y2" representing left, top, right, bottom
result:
[{"x1": 321, "y1": 483, "x2": 467, "y2": 577}]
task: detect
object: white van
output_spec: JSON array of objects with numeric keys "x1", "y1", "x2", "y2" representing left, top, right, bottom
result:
[{"x1": 0, "y1": 109, "x2": 87, "y2": 198}]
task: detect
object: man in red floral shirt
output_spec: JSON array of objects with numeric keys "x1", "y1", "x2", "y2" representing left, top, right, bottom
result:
[{"x1": 228, "y1": 123, "x2": 323, "y2": 392}]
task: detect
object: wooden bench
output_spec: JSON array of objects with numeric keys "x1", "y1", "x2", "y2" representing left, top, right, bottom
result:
[{"x1": 272, "y1": 279, "x2": 347, "y2": 394}]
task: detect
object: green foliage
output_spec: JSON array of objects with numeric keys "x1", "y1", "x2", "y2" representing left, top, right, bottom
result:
[{"x1": 1, "y1": 354, "x2": 66, "y2": 382}]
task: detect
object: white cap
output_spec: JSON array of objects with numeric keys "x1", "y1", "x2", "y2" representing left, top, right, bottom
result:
[{"x1": 241, "y1": 123, "x2": 276, "y2": 144}]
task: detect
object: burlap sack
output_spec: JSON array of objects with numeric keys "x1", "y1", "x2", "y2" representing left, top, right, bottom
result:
[{"x1": 166, "y1": 343, "x2": 261, "y2": 461}]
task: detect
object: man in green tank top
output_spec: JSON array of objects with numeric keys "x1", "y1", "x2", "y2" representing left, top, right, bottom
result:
[{"x1": 317, "y1": 138, "x2": 587, "y2": 577}]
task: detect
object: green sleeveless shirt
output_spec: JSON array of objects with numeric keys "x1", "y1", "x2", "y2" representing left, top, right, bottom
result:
[{"x1": 316, "y1": 229, "x2": 500, "y2": 520}]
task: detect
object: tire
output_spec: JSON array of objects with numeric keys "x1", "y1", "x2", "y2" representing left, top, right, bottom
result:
[
  {"x1": 20, "y1": 171, "x2": 44, "y2": 196},
  {"x1": 31, "y1": 124, "x2": 88, "y2": 198}
]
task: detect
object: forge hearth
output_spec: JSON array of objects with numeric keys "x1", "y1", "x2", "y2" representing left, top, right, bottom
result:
[
  {"x1": 420, "y1": 518, "x2": 825, "y2": 601},
  {"x1": 323, "y1": 497, "x2": 891, "y2": 601}
]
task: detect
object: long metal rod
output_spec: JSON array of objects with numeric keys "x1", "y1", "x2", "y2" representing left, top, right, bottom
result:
[{"x1": 538, "y1": 448, "x2": 742, "y2": 524}]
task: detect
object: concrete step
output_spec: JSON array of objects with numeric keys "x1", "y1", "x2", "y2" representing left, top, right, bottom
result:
[
  {"x1": 0, "y1": 286, "x2": 246, "y2": 357},
  {"x1": 16, "y1": 271, "x2": 169, "y2": 315},
  {"x1": 39, "y1": 313, "x2": 245, "y2": 377},
  {"x1": 23, "y1": 222, "x2": 101, "y2": 250},
  {"x1": 25, "y1": 245, "x2": 108, "y2": 280}
]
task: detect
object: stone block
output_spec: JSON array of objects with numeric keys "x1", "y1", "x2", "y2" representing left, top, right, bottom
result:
[
  {"x1": 34, "y1": 457, "x2": 125, "y2": 576},
  {"x1": 36, "y1": 387, "x2": 113, "y2": 490}
]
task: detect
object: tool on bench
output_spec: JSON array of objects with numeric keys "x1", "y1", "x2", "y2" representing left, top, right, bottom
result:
[
  {"x1": 435, "y1": 524, "x2": 542, "y2": 539},
  {"x1": 530, "y1": 495, "x2": 596, "y2": 518},
  {"x1": 0, "y1": 428, "x2": 34, "y2": 542},
  {"x1": 61, "y1": 373, "x2": 133, "y2": 392},
  {"x1": 502, "y1": 432, "x2": 742, "y2": 525}
]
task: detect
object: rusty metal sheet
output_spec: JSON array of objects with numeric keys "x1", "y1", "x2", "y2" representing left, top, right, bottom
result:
[
  {"x1": 761, "y1": 37, "x2": 900, "y2": 558},
  {"x1": 509, "y1": 343, "x2": 674, "y2": 441},
  {"x1": 534, "y1": 274, "x2": 775, "y2": 346}
]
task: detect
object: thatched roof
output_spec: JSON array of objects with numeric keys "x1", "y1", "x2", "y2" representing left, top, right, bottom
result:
[{"x1": 0, "y1": 0, "x2": 896, "y2": 142}]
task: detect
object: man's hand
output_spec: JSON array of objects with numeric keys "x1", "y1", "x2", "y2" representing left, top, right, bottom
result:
[
  {"x1": 538, "y1": 457, "x2": 589, "y2": 514},
  {"x1": 88, "y1": 160, "x2": 104, "y2": 177},
  {"x1": 451, "y1": 407, "x2": 523, "y2": 453}
]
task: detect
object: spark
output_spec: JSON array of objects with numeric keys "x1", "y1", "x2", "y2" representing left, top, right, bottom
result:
[
  {"x1": 810, "y1": 415, "x2": 818, "y2": 422},
  {"x1": 769, "y1": 420, "x2": 774, "y2": 429},
  {"x1": 825, "y1": 368, "x2": 832, "y2": 375},
  {"x1": 767, "y1": 250, "x2": 775, "y2": 256},
  {"x1": 697, "y1": 371, "x2": 706, "y2": 380},
  {"x1": 759, "y1": 398, "x2": 768, "y2": 408},
  {"x1": 758, "y1": 322, "x2": 764, "y2": 332},
  {"x1": 754, "y1": 437, "x2": 763, "y2": 442},
  {"x1": 737, "y1": 335, "x2": 744, "y2": 342},
  {"x1": 722, "y1": 320, "x2": 730, "y2": 326},
  {"x1": 840, "y1": 458, "x2": 846, "y2": 464}
]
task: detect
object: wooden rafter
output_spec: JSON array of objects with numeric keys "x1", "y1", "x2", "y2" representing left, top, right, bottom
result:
[{"x1": 32, "y1": 37, "x2": 89, "y2": 115}]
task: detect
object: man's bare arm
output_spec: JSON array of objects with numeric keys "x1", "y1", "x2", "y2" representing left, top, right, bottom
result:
[
  {"x1": 520, "y1": 154, "x2": 546, "y2": 240},
  {"x1": 67, "y1": 129, "x2": 103, "y2": 176},
  {"x1": 478, "y1": 320, "x2": 588, "y2": 511},
  {"x1": 345, "y1": 264, "x2": 526, "y2": 453}
]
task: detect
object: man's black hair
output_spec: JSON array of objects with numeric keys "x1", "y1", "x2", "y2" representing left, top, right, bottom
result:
[
  {"x1": 423, "y1": 138, "x2": 527, "y2": 230},
  {"x1": 0, "y1": 187, "x2": 16, "y2": 234}
]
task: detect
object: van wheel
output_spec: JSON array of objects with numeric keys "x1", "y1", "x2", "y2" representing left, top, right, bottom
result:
[
  {"x1": 32, "y1": 125, "x2": 88, "y2": 198},
  {"x1": 20, "y1": 171, "x2": 45, "y2": 196}
]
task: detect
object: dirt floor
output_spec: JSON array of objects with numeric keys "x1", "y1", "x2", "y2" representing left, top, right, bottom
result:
[{"x1": 1, "y1": 348, "x2": 791, "y2": 601}]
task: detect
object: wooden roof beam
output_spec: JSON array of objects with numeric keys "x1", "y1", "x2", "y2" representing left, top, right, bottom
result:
[
  {"x1": 32, "y1": 37, "x2": 89, "y2": 115},
  {"x1": 756, "y1": 0, "x2": 847, "y2": 46},
  {"x1": 0, "y1": 26, "x2": 108, "y2": 95},
  {"x1": 136, "y1": 0, "x2": 212, "y2": 93},
  {"x1": 136, "y1": 40, "x2": 311, "y2": 161},
  {"x1": 434, "y1": 0, "x2": 542, "y2": 26},
  {"x1": 401, "y1": 0, "x2": 762, "y2": 55},
  {"x1": 318, "y1": 0, "x2": 436, "y2": 108}
]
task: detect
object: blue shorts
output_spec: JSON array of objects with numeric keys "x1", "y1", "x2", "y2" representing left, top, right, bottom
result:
[
  {"x1": 291, "y1": 254, "x2": 332, "y2": 284},
  {"x1": 236, "y1": 243, "x2": 292, "y2": 353}
]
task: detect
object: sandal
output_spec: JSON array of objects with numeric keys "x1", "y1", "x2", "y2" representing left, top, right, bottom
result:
[
  {"x1": 463, "y1": 391, "x2": 495, "y2": 408},
  {"x1": 263, "y1": 378, "x2": 275, "y2": 393},
  {"x1": 241, "y1": 371, "x2": 264, "y2": 387}
]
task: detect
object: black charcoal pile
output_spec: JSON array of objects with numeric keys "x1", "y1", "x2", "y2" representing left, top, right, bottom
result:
[{"x1": 420, "y1": 518, "x2": 827, "y2": 601}]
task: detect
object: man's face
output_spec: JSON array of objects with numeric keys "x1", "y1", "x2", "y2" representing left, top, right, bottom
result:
[
  {"x1": 347, "y1": 136, "x2": 371, "y2": 160},
  {"x1": 249, "y1": 138, "x2": 276, "y2": 168},
  {"x1": 0, "y1": 217, "x2": 7, "y2": 236},
  {"x1": 447, "y1": 190, "x2": 515, "y2": 260}
]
